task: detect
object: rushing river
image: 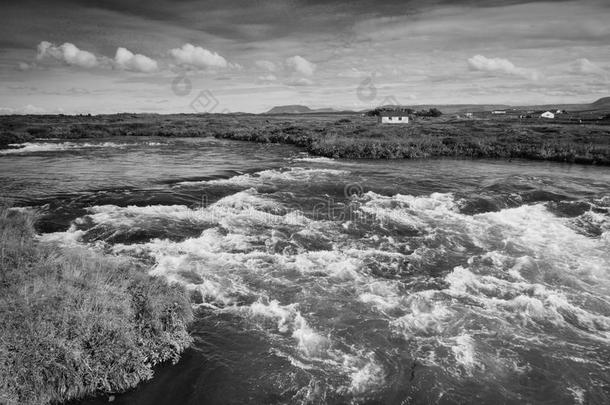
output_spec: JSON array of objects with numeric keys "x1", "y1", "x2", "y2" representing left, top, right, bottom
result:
[{"x1": 2, "y1": 138, "x2": 609, "y2": 404}]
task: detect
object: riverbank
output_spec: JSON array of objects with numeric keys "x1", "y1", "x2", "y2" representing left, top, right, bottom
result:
[
  {"x1": 0, "y1": 205, "x2": 193, "y2": 405},
  {"x1": 1, "y1": 113, "x2": 609, "y2": 164},
  {"x1": 213, "y1": 116, "x2": 610, "y2": 165}
]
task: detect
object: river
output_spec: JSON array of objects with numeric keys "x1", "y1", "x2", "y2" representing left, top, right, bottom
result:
[{"x1": 1, "y1": 137, "x2": 609, "y2": 404}]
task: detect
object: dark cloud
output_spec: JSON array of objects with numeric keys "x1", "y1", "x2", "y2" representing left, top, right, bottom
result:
[{"x1": 3, "y1": 0, "x2": 579, "y2": 44}]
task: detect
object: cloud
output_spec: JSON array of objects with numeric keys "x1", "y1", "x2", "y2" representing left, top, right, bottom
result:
[
  {"x1": 0, "y1": 104, "x2": 47, "y2": 115},
  {"x1": 338, "y1": 68, "x2": 370, "y2": 78},
  {"x1": 467, "y1": 55, "x2": 539, "y2": 80},
  {"x1": 286, "y1": 55, "x2": 316, "y2": 76},
  {"x1": 37, "y1": 41, "x2": 98, "y2": 68},
  {"x1": 285, "y1": 77, "x2": 314, "y2": 86},
  {"x1": 572, "y1": 58, "x2": 607, "y2": 78},
  {"x1": 256, "y1": 60, "x2": 277, "y2": 72},
  {"x1": 170, "y1": 43, "x2": 235, "y2": 69},
  {"x1": 257, "y1": 74, "x2": 277, "y2": 83},
  {"x1": 114, "y1": 47, "x2": 158, "y2": 73}
]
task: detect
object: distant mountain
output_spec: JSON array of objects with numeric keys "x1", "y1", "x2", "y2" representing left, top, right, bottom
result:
[
  {"x1": 264, "y1": 98, "x2": 610, "y2": 116},
  {"x1": 264, "y1": 105, "x2": 340, "y2": 114},
  {"x1": 366, "y1": 97, "x2": 610, "y2": 114},
  {"x1": 589, "y1": 97, "x2": 610, "y2": 109}
]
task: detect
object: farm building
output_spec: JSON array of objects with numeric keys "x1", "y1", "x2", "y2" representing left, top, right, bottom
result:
[
  {"x1": 540, "y1": 111, "x2": 555, "y2": 119},
  {"x1": 379, "y1": 113, "x2": 409, "y2": 124},
  {"x1": 491, "y1": 110, "x2": 506, "y2": 114}
]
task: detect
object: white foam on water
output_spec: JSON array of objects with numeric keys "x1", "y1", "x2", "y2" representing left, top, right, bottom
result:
[
  {"x1": 291, "y1": 251, "x2": 363, "y2": 281},
  {"x1": 348, "y1": 357, "x2": 385, "y2": 394},
  {"x1": 56, "y1": 185, "x2": 609, "y2": 399},
  {"x1": 38, "y1": 224, "x2": 85, "y2": 246},
  {"x1": 248, "y1": 299, "x2": 298, "y2": 333},
  {"x1": 443, "y1": 265, "x2": 610, "y2": 339},
  {"x1": 84, "y1": 204, "x2": 207, "y2": 227},
  {"x1": 291, "y1": 156, "x2": 338, "y2": 164},
  {"x1": 179, "y1": 167, "x2": 349, "y2": 186},
  {"x1": 356, "y1": 192, "x2": 610, "y2": 386},
  {"x1": 0, "y1": 141, "x2": 163, "y2": 154},
  {"x1": 293, "y1": 313, "x2": 331, "y2": 358},
  {"x1": 391, "y1": 291, "x2": 453, "y2": 335},
  {"x1": 450, "y1": 334, "x2": 479, "y2": 375},
  {"x1": 239, "y1": 299, "x2": 331, "y2": 359},
  {"x1": 567, "y1": 386, "x2": 586, "y2": 405},
  {"x1": 358, "y1": 280, "x2": 405, "y2": 314},
  {"x1": 80, "y1": 189, "x2": 300, "y2": 232}
]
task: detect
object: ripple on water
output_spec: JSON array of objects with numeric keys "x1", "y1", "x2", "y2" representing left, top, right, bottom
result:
[{"x1": 38, "y1": 166, "x2": 610, "y2": 404}]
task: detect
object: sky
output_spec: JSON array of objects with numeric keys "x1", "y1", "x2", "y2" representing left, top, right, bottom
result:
[{"x1": 0, "y1": 0, "x2": 609, "y2": 114}]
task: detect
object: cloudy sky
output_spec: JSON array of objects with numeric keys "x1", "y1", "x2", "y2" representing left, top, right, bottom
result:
[{"x1": 1, "y1": 0, "x2": 609, "y2": 114}]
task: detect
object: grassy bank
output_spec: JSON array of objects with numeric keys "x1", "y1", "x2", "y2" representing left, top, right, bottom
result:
[
  {"x1": 1, "y1": 113, "x2": 609, "y2": 164},
  {"x1": 213, "y1": 116, "x2": 610, "y2": 165},
  {"x1": 0, "y1": 205, "x2": 193, "y2": 405}
]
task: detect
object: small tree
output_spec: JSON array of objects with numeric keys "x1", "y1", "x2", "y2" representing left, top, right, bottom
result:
[{"x1": 429, "y1": 108, "x2": 442, "y2": 117}]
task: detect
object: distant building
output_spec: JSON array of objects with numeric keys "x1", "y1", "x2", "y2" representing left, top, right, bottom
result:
[
  {"x1": 379, "y1": 113, "x2": 409, "y2": 124},
  {"x1": 540, "y1": 111, "x2": 555, "y2": 119},
  {"x1": 491, "y1": 110, "x2": 506, "y2": 114},
  {"x1": 464, "y1": 112, "x2": 473, "y2": 118}
]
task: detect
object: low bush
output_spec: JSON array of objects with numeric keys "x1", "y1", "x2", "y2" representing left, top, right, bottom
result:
[{"x1": 0, "y1": 205, "x2": 193, "y2": 405}]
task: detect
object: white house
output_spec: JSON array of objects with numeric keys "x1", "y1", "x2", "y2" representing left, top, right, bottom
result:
[
  {"x1": 379, "y1": 114, "x2": 409, "y2": 124},
  {"x1": 491, "y1": 110, "x2": 506, "y2": 114},
  {"x1": 540, "y1": 111, "x2": 555, "y2": 119}
]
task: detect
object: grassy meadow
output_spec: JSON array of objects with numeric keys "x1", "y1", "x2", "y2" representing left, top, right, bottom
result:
[
  {"x1": 0, "y1": 205, "x2": 193, "y2": 405},
  {"x1": 1, "y1": 112, "x2": 609, "y2": 164}
]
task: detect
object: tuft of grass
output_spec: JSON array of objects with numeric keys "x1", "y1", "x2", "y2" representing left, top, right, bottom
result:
[{"x1": 0, "y1": 205, "x2": 193, "y2": 405}]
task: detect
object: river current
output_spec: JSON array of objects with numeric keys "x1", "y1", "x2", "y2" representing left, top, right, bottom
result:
[{"x1": 1, "y1": 137, "x2": 609, "y2": 404}]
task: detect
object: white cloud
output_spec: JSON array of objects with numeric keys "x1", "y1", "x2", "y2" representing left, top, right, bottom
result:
[
  {"x1": 286, "y1": 55, "x2": 316, "y2": 76},
  {"x1": 114, "y1": 47, "x2": 158, "y2": 73},
  {"x1": 285, "y1": 78, "x2": 314, "y2": 86},
  {"x1": 572, "y1": 58, "x2": 607, "y2": 78},
  {"x1": 170, "y1": 43, "x2": 234, "y2": 69},
  {"x1": 0, "y1": 104, "x2": 47, "y2": 115},
  {"x1": 257, "y1": 74, "x2": 277, "y2": 83},
  {"x1": 338, "y1": 68, "x2": 370, "y2": 78},
  {"x1": 37, "y1": 41, "x2": 98, "y2": 68},
  {"x1": 468, "y1": 55, "x2": 539, "y2": 80},
  {"x1": 23, "y1": 104, "x2": 47, "y2": 114},
  {"x1": 256, "y1": 60, "x2": 277, "y2": 72}
]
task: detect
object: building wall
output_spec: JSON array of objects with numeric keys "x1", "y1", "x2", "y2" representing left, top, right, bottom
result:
[{"x1": 380, "y1": 116, "x2": 409, "y2": 124}]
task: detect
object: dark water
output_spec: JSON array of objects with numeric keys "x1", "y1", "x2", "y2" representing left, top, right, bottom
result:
[{"x1": 2, "y1": 138, "x2": 609, "y2": 404}]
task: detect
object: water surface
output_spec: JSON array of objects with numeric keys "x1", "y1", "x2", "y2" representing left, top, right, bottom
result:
[{"x1": 2, "y1": 138, "x2": 609, "y2": 404}]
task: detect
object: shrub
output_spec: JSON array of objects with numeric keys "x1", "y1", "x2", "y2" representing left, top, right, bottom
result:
[{"x1": 0, "y1": 205, "x2": 193, "y2": 405}]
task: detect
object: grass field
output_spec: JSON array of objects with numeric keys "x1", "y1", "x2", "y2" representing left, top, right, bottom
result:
[
  {"x1": 1, "y1": 112, "x2": 609, "y2": 164},
  {"x1": 0, "y1": 205, "x2": 193, "y2": 405}
]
